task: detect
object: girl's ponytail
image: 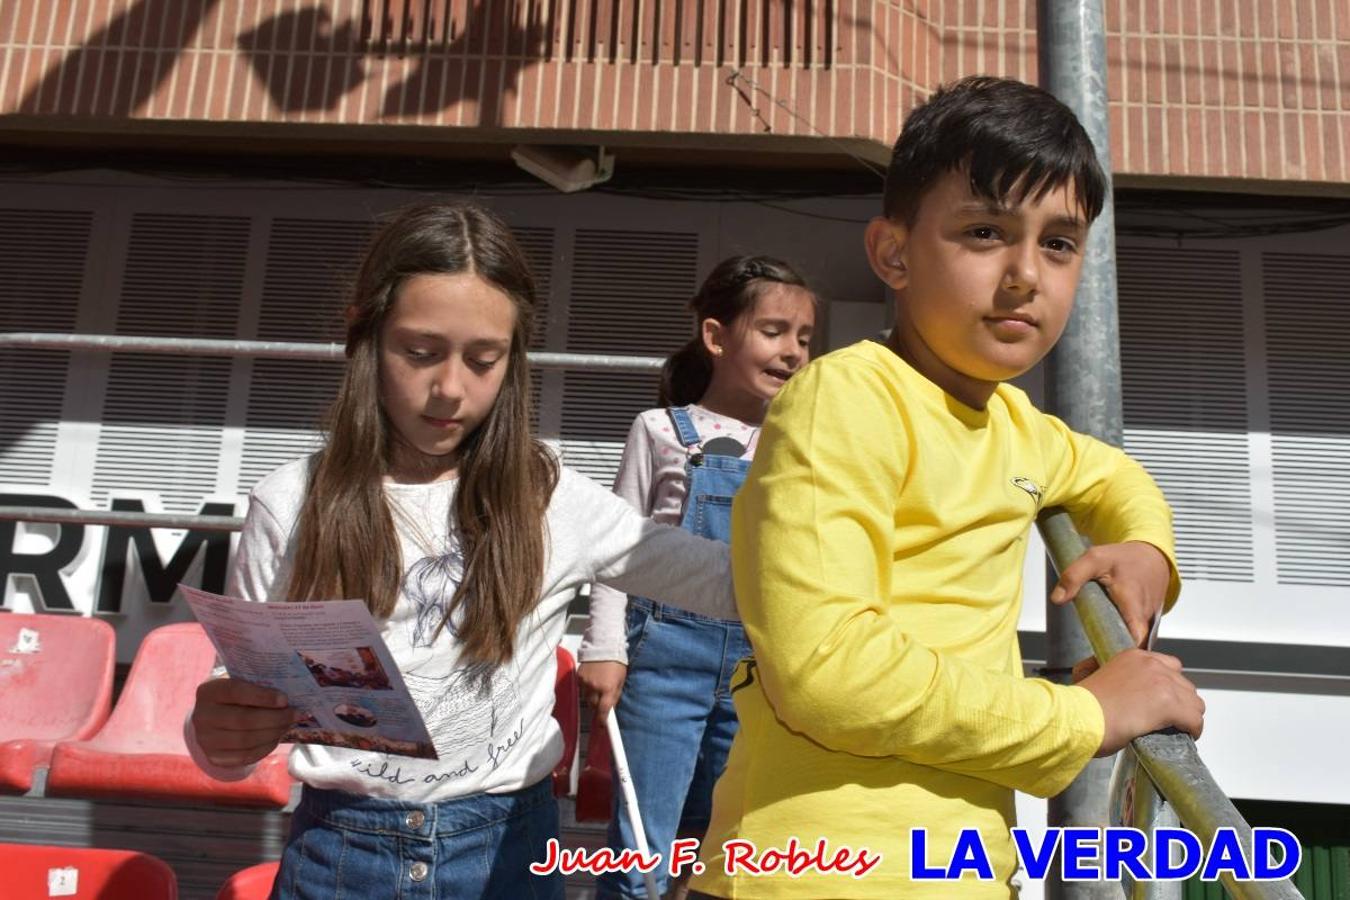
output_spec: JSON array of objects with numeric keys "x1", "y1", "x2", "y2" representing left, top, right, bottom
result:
[
  {"x1": 659, "y1": 336, "x2": 713, "y2": 407},
  {"x1": 660, "y1": 255, "x2": 810, "y2": 407}
]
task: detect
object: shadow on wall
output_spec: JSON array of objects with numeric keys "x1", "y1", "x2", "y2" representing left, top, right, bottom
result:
[
  {"x1": 16, "y1": 0, "x2": 554, "y2": 128},
  {"x1": 17, "y1": 0, "x2": 223, "y2": 116},
  {"x1": 10, "y1": 1, "x2": 919, "y2": 129},
  {"x1": 237, "y1": 2, "x2": 553, "y2": 126}
]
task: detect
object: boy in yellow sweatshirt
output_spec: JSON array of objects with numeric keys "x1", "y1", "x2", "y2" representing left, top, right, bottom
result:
[{"x1": 689, "y1": 76, "x2": 1206, "y2": 899}]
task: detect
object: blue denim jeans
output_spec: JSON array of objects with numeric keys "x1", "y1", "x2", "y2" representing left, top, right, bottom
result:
[
  {"x1": 271, "y1": 778, "x2": 563, "y2": 900},
  {"x1": 595, "y1": 597, "x2": 753, "y2": 899}
]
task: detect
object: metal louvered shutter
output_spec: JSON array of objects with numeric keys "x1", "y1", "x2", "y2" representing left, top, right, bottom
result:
[
  {"x1": 1264, "y1": 252, "x2": 1350, "y2": 587},
  {"x1": 558, "y1": 229, "x2": 701, "y2": 484},
  {"x1": 513, "y1": 226, "x2": 555, "y2": 352},
  {"x1": 512, "y1": 226, "x2": 556, "y2": 435},
  {"x1": 92, "y1": 214, "x2": 250, "y2": 513},
  {"x1": 1118, "y1": 245, "x2": 1254, "y2": 583},
  {"x1": 239, "y1": 218, "x2": 374, "y2": 492},
  {"x1": 0, "y1": 209, "x2": 90, "y2": 485}
]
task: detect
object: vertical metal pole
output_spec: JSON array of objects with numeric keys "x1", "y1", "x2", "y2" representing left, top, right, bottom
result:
[{"x1": 1038, "y1": 2, "x2": 1123, "y2": 900}]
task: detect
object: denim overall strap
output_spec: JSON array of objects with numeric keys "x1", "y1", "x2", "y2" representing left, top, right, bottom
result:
[
  {"x1": 601, "y1": 409, "x2": 756, "y2": 900},
  {"x1": 667, "y1": 406, "x2": 703, "y2": 449},
  {"x1": 624, "y1": 407, "x2": 710, "y2": 622},
  {"x1": 678, "y1": 452, "x2": 752, "y2": 543}
]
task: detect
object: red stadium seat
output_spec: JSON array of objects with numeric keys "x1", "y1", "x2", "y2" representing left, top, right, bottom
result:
[
  {"x1": 45, "y1": 622, "x2": 293, "y2": 808},
  {"x1": 0, "y1": 842, "x2": 177, "y2": 900},
  {"x1": 552, "y1": 646, "x2": 579, "y2": 797},
  {"x1": 213, "y1": 860, "x2": 279, "y2": 900},
  {"x1": 574, "y1": 709, "x2": 614, "y2": 822},
  {"x1": 0, "y1": 613, "x2": 115, "y2": 794}
]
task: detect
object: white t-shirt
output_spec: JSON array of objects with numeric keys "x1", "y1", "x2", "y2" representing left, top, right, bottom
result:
[
  {"x1": 187, "y1": 454, "x2": 735, "y2": 803},
  {"x1": 579, "y1": 404, "x2": 760, "y2": 663}
]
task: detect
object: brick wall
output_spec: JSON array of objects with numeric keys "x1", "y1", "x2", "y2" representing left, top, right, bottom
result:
[{"x1": 1, "y1": 1, "x2": 1346, "y2": 184}]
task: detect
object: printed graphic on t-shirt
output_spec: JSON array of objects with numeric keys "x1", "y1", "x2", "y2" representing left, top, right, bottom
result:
[
  {"x1": 404, "y1": 663, "x2": 522, "y2": 763},
  {"x1": 404, "y1": 537, "x2": 468, "y2": 646},
  {"x1": 702, "y1": 435, "x2": 748, "y2": 457},
  {"x1": 1010, "y1": 475, "x2": 1044, "y2": 505},
  {"x1": 399, "y1": 539, "x2": 525, "y2": 768}
]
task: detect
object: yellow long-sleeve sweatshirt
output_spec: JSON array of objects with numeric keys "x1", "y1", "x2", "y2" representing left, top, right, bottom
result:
[{"x1": 691, "y1": 340, "x2": 1180, "y2": 899}]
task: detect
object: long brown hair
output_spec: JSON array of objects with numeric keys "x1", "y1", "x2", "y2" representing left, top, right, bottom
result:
[
  {"x1": 287, "y1": 202, "x2": 559, "y2": 667},
  {"x1": 659, "y1": 255, "x2": 812, "y2": 407}
]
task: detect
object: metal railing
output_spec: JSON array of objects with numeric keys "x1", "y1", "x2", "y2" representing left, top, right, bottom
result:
[
  {"x1": 0, "y1": 506, "x2": 244, "y2": 531},
  {"x1": 1038, "y1": 508, "x2": 1304, "y2": 900},
  {"x1": 0, "y1": 330, "x2": 663, "y2": 531},
  {"x1": 0, "y1": 331, "x2": 666, "y2": 373}
]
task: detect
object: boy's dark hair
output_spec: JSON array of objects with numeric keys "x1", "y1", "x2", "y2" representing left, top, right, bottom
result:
[
  {"x1": 660, "y1": 255, "x2": 812, "y2": 407},
  {"x1": 883, "y1": 76, "x2": 1107, "y2": 225}
]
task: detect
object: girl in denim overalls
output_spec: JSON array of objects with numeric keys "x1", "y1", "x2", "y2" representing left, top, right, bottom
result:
[{"x1": 579, "y1": 256, "x2": 817, "y2": 899}]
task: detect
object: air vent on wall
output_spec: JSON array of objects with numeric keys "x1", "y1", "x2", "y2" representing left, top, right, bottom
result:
[
  {"x1": 512, "y1": 225, "x2": 555, "y2": 351},
  {"x1": 558, "y1": 227, "x2": 698, "y2": 485},
  {"x1": 240, "y1": 218, "x2": 376, "y2": 491},
  {"x1": 92, "y1": 214, "x2": 250, "y2": 512},
  {"x1": 1117, "y1": 245, "x2": 1254, "y2": 583},
  {"x1": 1264, "y1": 252, "x2": 1350, "y2": 587},
  {"x1": 0, "y1": 208, "x2": 90, "y2": 485}
]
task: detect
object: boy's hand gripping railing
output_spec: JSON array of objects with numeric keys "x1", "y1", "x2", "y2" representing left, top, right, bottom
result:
[{"x1": 1036, "y1": 508, "x2": 1303, "y2": 900}]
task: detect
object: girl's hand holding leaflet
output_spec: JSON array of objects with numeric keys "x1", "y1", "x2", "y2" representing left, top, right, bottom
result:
[
  {"x1": 578, "y1": 660, "x2": 628, "y2": 719},
  {"x1": 191, "y1": 677, "x2": 299, "y2": 768},
  {"x1": 1049, "y1": 541, "x2": 1171, "y2": 646}
]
